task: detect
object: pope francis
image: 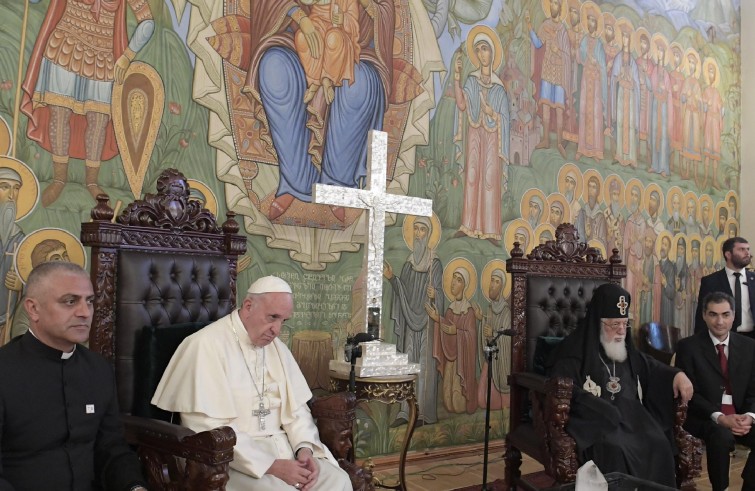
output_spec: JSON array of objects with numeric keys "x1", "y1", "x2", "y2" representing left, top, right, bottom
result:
[{"x1": 152, "y1": 276, "x2": 351, "y2": 491}]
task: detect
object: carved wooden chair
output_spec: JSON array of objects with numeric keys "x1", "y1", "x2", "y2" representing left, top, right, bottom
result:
[
  {"x1": 503, "y1": 223, "x2": 702, "y2": 490},
  {"x1": 81, "y1": 169, "x2": 373, "y2": 490},
  {"x1": 639, "y1": 322, "x2": 682, "y2": 366}
]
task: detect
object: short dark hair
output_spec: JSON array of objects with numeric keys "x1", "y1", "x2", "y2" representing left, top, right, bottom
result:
[
  {"x1": 722, "y1": 237, "x2": 748, "y2": 256},
  {"x1": 703, "y1": 291, "x2": 734, "y2": 313},
  {"x1": 26, "y1": 262, "x2": 88, "y2": 298}
]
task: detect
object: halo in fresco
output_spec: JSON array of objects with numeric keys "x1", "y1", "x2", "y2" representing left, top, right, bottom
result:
[
  {"x1": 558, "y1": 163, "x2": 583, "y2": 202},
  {"x1": 581, "y1": 169, "x2": 604, "y2": 204},
  {"x1": 580, "y1": 1, "x2": 603, "y2": 38},
  {"x1": 666, "y1": 186, "x2": 684, "y2": 217},
  {"x1": 535, "y1": 223, "x2": 557, "y2": 246},
  {"x1": 0, "y1": 156, "x2": 39, "y2": 221},
  {"x1": 603, "y1": 174, "x2": 625, "y2": 209},
  {"x1": 546, "y1": 193, "x2": 571, "y2": 225},
  {"x1": 0, "y1": 116, "x2": 11, "y2": 156},
  {"x1": 520, "y1": 188, "x2": 548, "y2": 226},
  {"x1": 505, "y1": 218, "x2": 534, "y2": 254},
  {"x1": 644, "y1": 182, "x2": 664, "y2": 216},
  {"x1": 541, "y1": 0, "x2": 569, "y2": 22},
  {"x1": 481, "y1": 259, "x2": 510, "y2": 302},
  {"x1": 402, "y1": 213, "x2": 442, "y2": 251},
  {"x1": 466, "y1": 25, "x2": 503, "y2": 72},
  {"x1": 14, "y1": 228, "x2": 87, "y2": 284},
  {"x1": 624, "y1": 178, "x2": 644, "y2": 211},
  {"x1": 443, "y1": 257, "x2": 477, "y2": 302},
  {"x1": 588, "y1": 238, "x2": 607, "y2": 259},
  {"x1": 187, "y1": 179, "x2": 219, "y2": 218}
]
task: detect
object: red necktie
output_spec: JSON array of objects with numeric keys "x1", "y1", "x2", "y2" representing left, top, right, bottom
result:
[{"x1": 717, "y1": 343, "x2": 735, "y2": 415}]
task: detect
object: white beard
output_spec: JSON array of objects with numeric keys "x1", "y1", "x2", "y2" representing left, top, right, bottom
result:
[{"x1": 600, "y1": 329, "x2": 628, "y2": 362}]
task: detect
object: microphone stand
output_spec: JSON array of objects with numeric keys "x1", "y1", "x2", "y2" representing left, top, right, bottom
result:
[{"x1": 481, "y1": 329, "x2": 512, "y2": 491}]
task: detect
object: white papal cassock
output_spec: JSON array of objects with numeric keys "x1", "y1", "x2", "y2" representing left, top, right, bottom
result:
[{"x1": 151, "y1": 311, "x2": 350, "y2": 490}]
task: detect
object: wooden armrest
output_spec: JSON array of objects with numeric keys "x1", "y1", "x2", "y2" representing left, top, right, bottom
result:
[
  {"x1": 511, "y1": 371, "x2": 548, "y2": 392},
  {"x1": 672, "y1": 399, "x2": 703, "y2": 487},
  {"x1": 121, "y1": 414, "x2": 236, "y2": 491}
]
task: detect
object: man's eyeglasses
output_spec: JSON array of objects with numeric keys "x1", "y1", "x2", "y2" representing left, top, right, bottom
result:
[{"x1": 601, "y1": 320, "x2": 631, "y2": 331}]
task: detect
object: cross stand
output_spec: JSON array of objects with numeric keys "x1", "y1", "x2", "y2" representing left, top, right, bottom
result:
[{"x1": 481, "y1": 329, "x2": 512, "y2": 491}]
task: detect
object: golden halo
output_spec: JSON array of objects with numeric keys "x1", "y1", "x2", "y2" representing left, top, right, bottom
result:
[
  {"x1": 0, "y1": 156, "x2": 39, "y2": 221},
  {"x1": 581, "y1": 169, "x2": 604, "y2": 204},
  {"x1": 541, "y1": 0, "x2": 568, "y2": 22},
  {"x1": 520, "y1": 188, "x2": 548, "y2": 226},
  {"x1": 644, "y1": 182, "x2": 664, "y2": 215},
  {"x1": 702, "y1": 57, "x2": 719, "y2": 87},
  {"x1": 684, "y1": 48, "x2": 701, "y2": 78},
  {"x1": 505, "y1": 218, "x2": 535, "y2": 254},
  {"x1": 669, "y1": 233, "x2": 689, "y2": 263},
  {"x1": 402, "y1": 213, "x2": 442, "y2": 251},
  {"x1": 546, "y1": 193, "x2": 571, "y2": 224},
  {"x1": 724, "y1": 190, "x2": 739, "y2": 219},
  {"x1": 588, "y1": 238, "x2": 607, "y2": 259},
  {"x1": 187, "y1": 179, "x2": 219, "y2": 218},
  {"x1": 702, "y1": 235, "x2": 718, "y2": 265},
  {"x1": 714, "y1": 201, "x2": 729, "y2": 231},
  {"x1": 624, "y1": 178, "x2": 644, "y2": 211},
  {"x1": 665, "y1": 186, "x2": 684, "y2": 218},
  {"x1": 698, "y1": 193, "x2": 714, "y2": 226},
  {"x1": 667, "y1": 41, "x2": 684, "y2": 69},
  {"x1": 724, "y1": 218, "x2": 739, "y2": 238},
  {"x1": 688, "y1": 232, "x2": 702, "y2": 259},
  {"x1": 481, "y1": 259, "x2": 510, "y2": 302},
  {"x1": 466, "y1": 25, "x2": 503, "y2": 72},
  {"x1": 655, "y1": 230, "x2": 674, "y2": 262},
  {"x1": 632, "y1": 27, "x2": 651, "y2": 59},
  {"x1": 0, "y1": 115, "x2": 11, "y2": 156},
  {"x1": 558, "y1": 163, "x2": 583, "y2": 204},
  {"x1": 535, "y1": 223, "x2": 557, "y2": 246},
  {"x1": 603, "y1": 174, "x2": 626, "y2": 209},
  {"x1": 683, "y1": 191, "x2": 699, "y2": 222},
  {"x1": 650, "y1": 33, "x2": 669, "y2": 64},
  {"x1": 443, "y1": 257, "x2": 477, "y2": 302},
  {"x1": 615, "y1": 17, "x2": 634, "y2": 39},
  {"x1": 14, "y1": 228, "x2": 87, "y2": 284},
  {"x1": 580, "y1": 1, "x2": 604, "y2": 38}
]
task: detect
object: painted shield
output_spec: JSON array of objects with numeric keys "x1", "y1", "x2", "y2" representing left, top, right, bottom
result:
[{"x1": 112, "y1": 61, "x2": 164, "y2": 199}]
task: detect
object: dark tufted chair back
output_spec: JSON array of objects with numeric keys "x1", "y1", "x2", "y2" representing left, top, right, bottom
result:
[
  {"x1": 525, "y1": 276, "x2": 605, "y2": 369},
  {"x1": 81, "y1": 169, "x2": 246, "y2": 416},
  {"x1": 114, "y1": 251, "x2": 234, "y2": 414}
]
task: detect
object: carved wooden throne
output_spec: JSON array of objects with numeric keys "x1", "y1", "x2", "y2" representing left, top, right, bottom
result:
[
  {"x1": 81, "y1": 169, "x2": 373, "y2": 490},
  {"x1": 503, "y1": 223, "x2": 702, "y2": 490}
]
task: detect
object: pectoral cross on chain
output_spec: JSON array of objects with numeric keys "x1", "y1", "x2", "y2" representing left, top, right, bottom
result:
[{"x1": 253, "y1": 401, "x2": 270, "y2": 430}]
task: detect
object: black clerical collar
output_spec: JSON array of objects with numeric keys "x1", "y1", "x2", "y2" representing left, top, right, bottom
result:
[{"x1": 23, "y1": 331, "x2": 77, "y2": 360}]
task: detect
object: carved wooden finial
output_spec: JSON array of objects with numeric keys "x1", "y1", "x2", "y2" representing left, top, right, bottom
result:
[
  {"x1": 222, "y1": 211, "x2": 240, "y2": 235},
  {"x1": 510, "y1": 241, "x2": 524, "y2": 258},
  {"x1": 90, "y1": 194, "x2": 114, "y2": 222},
  {"x1": 609, "y1": 248, "x2": 622, "y2": 264}
]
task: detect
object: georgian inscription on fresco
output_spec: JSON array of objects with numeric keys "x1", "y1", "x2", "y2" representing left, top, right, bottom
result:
[{"x1": 279, "y1": 272, "x2": 356, "y2": 328}]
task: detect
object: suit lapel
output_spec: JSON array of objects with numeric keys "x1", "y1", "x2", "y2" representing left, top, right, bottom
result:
[
  {"x1": 717, "y1": 269, "x2": 733, "y2": 295},
  {"x1": 747, "y1": 271, "x2": 755, "y2": 318},
  {"x1": 699, "y1": 331, "x2": 724, "y2": 377}
]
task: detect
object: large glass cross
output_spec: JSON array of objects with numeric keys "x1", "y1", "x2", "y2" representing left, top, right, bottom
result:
[{"x1": 313, "y1": 130, "x2": 433, "y2": 335}]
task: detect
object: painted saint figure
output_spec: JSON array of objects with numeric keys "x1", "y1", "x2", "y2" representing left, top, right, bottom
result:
[
  {"x1": 576, "y1": 1, "x2": 608, "y2": 161},
  {"x1": 700, "y1": 58, "x2": 724, "y2": 189},
  {"x1": 527, "y1": 0, "x2": 572, "y2": 157},
  {"x1": 21, "y1": 0, "x2": 155, "y2": 206},
  {"x1": 384, "y1": 216, "x2": 442, "y2": 426},
  {"x1": 609, "y1": 18, "x2": 640, "y2": 167},
  {"x1": 452, "y1": 26, "x2": 510, "y2": 246}
]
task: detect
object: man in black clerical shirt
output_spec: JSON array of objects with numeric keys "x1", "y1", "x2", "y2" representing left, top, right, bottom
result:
[
  {"x1": 0, "y1": 262, "x2": 147, "y2": 490},
  {"x1": 677, "y1": 291, "x2": 755, "y2": 491},
  {"x1": 695, "y1": 237, "x2": 754, "y2": 337},
  {"x1": 550, "y1": 283, "x2": 693, "y2": 487}
]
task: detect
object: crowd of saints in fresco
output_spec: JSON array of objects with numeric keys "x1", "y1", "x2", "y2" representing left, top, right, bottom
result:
[{"x1": 522, "y1": 0, "x2": 731, "y2": 190}]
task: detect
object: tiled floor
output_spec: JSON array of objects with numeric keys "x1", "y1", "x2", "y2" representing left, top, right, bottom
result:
[{"x1": 372, "y1": 447, "x2": 748, "y2": 490}]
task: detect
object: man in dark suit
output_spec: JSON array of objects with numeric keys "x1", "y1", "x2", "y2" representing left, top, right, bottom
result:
[
  {"x1": 677, "y1": 291, "x2": 755, "y2": 491},
  {"x1": 695, "y1": 237, "x2": 754, "y2": 336}
]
